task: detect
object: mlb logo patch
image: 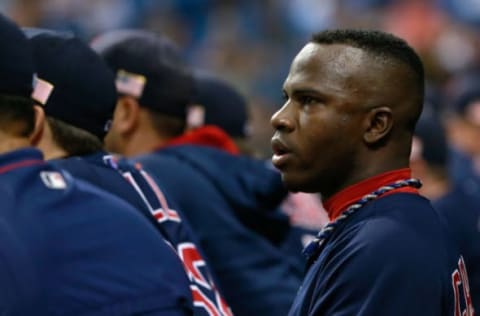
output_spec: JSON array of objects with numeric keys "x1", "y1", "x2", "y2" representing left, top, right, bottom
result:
[{"x1": 40, "y1": 171, "x2": 67, "y2": 189}]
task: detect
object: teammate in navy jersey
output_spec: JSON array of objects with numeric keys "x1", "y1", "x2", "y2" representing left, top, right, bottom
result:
[
  {"x1": 0, "y1": 14, "x2": 192, "y2": 315},
  {"x1": 25, "y1": 29, "x2": 230, "y2": 316},
  {"x1": 411, "y1": 106, "x2": 480, "y2": 312},
  {"x1": 271, "y1": 29, "x2": 474, "y2": 315},
  {"x1": 92, "y1": 30, "x2": 306, "y2": 316},
  {"x1": 444, "y1": 83, "x2": 480, "y2": 190}
]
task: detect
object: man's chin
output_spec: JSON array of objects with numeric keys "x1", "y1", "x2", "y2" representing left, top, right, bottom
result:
[{"x1": 281, "y1": 174, "x2": 318, "y2": 194}]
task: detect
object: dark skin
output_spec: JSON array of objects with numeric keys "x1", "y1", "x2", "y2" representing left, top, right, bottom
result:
[{"x1": 271, "y1": 43, "x2": 421, "y2": 199}]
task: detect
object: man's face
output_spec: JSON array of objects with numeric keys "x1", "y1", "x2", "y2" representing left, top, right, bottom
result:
[{"x1": 271, "y1": 43, "x2": 372, "y2": 195}]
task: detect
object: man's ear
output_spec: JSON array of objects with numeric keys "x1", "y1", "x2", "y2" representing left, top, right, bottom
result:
[
  {"x1": 29, "y1": 105, "x2": 45, "y2": 146},
  {"x1": 114, "y1": 96, "x2": 140, "y2": 136},
  {"x1": 363, "y1": 106, "x2": 393, "y2": 145}
]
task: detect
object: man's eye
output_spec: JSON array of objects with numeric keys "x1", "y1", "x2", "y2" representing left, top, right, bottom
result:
[
  {"x1": 300, "y1": 96, "x2": 316, "y2": 105},
  {"x1": 282, "y1": 92, "x2": 288, "y2": 101}
]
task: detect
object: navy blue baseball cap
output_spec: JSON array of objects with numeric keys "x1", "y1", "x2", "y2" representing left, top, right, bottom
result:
[
  {"x1": 450, "y1": 87, "x2": 480, "y2": 126},
  {"x1": 0, "y1": 14, "x2": 35, "y2": 98},
  {"x1": 189, "y1": 72, "x2": 249, "y2": 138},
  {"x1": 91, "y1": 30, "x2": 193, "y2": 119},
  {"x1": 24, "y1": 29, "x2": 116, "y2": 140},
  {"x1": 413, "y1": 112, "x2": 448, "y2": 167}
]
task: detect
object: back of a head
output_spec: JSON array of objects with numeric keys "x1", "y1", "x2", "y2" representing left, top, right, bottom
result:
[
  {"x1": 92, "y1": 30, "x2": 194, "y2": 120},
  {"x1": 189, "y1": 72, "x2": 249, "y2": 138},
  {"x1": 25, "y1": 29, "x2": 116, "y2": 142},
  {"x1": 444, "y1": 82, "x2": 480, "y2": 157},
  {"x1": 413, "y1": 110, "x2": 448, "y2": 168},
  {"x1": 311, "y1": 29, "x2": 425, "y2": 133},
  {"x1": 449, "y1": 86, "x2": 480, "y2": 126},
  {"x1": 0, "y1": 14, "x2": 36, "y2": 137}
]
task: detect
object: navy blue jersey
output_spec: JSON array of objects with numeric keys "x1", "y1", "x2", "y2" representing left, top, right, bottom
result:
[
  {"x1": 448, "y1": 149, "x2": 480, "y2": 190},
  {"x1": 136, "y1": 145, "x2": 307, "y2": 316},
  {"x1": 53, "y1": 151, "x2": 231, "y2": 316},
  {"x1": 0, "y1": 148, "x2": 192, "y2": 315},
  {"x1": 434, "y1": 183, "x2": 480, "y2": 313},
  {"x1": 290, "y1": 193, "x2": 473, "y2": 316},
  {"x1": 52, "y1": 152, "x2": 149, "y2": 212}
]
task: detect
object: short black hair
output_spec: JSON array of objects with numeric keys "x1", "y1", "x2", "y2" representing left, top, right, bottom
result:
[
  {"x1": 311, "y1": 30, "x2": 424, "y2": 88},
  {"x1": 47, "y1": 117, "x2": 103, "y2": 157},
  {"x1": 146, "y1": 109, "x2": 186, "y2": 139},
  {"x1": 0, "y1": 94, "x2": 35, "y2": 137},
  {"x1": 414, "y1": 113, "x2": 448, "y2": 168},
  {"x1": 311, "y1": 29, "x2": 425, "y2": 130}
]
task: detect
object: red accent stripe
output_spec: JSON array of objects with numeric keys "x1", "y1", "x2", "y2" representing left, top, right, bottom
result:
[
  {"x1": 141, "y1": 171, "x2": 170, "y2": 210},
  {"x1": 140, "y1": 171, "x2": 183, "y2": 222},
  {"x1": 324, "y1": 168, "x2": 418, "y2": 221},
  {"x1": 191, "y1": 286, "x2": 221, "y2": 316},
  {"x1": 153, "y1": 210, "x2": 167, "y2": 221},
  {"x1": 167, "y1": 210, "x2": 180, "y2": 221},
  {"x1": 0, "y1": 159, "x2": 43, "y2": 174}
]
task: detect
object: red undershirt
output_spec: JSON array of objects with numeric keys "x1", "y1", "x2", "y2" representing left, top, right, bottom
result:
[
  {"x1": 158, "y1": 125, "x2": 240, "y2": 155},
  {"x1": 323, "y1": 168, "x2": 419, "y2": 221}
]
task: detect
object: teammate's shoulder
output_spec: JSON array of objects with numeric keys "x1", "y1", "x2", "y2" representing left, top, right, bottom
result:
[
  {"x1": 71, "y1": 177, "x2": 139, "y2": 210},
  {"x1": 136, "y1": 150, "x2": 187, "y2": 169}
]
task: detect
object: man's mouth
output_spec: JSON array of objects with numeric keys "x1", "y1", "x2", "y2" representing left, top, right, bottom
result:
[{"x1": 271, "y1": 138, "x2": 292, "y2": 168}]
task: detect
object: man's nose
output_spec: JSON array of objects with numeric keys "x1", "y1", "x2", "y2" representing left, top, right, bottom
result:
[{"x1": 271, "y1": 103, "x2": 294, "y2": 132}]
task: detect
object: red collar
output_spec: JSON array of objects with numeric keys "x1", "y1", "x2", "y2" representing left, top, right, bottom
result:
[
  {"x1": 158, "y1": 125, "x2": 240, "y2": 155},
  {"x1": 324, "y1": 168, "x2": 418, "y2": 221}
]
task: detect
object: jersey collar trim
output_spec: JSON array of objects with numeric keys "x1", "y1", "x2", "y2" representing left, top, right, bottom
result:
[
  {"x1": 324, "y1": 168, "x2": 419, "y2": 221},
  {"x1": 0, "y1": 148, "x2": 44, "y2": 175}
]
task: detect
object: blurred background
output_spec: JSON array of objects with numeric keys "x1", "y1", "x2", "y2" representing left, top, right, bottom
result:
[{"x1": 4, "y1": 0, "x2": 480, "y2": 158}]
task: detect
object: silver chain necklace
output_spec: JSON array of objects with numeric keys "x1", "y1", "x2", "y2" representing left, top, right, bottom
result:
[{"x1": 303, "y1": 178, "x2": 422, "y2": 267}]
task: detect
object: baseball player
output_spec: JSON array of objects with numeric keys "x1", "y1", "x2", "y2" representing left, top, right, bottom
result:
[
  {"x1": 271, "y1": 29, "x2": 474, "y2": 315},
  {"x1": 25, "y1": 29, "x2": 230, "y2": 316},
  {"x1": 411, "y1": 105, "x2": 480, "y2": 312},
  {"x1": 0, "y1": 14, "x2": 193, "y2": 315},
  {"x1": 92, "y1": 30, "x2": 306, "y2": 316}
]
